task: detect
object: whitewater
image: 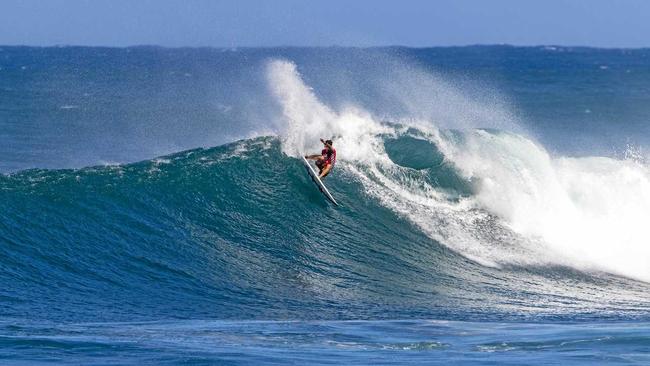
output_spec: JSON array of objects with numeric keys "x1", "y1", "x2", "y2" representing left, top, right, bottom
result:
[
  {"x1": 267, "y1": 58, "x2": 650, "y2": 282},
  {"x1": 2, "y1": 46, "x2": 650, "y2": 364}
]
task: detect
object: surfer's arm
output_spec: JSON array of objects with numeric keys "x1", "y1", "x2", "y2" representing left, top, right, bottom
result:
[
  {"x1": 305, "y1": 154, "x2": 321, "y2": 160},
  {"x1": 320, "y1": 138, "x2": 333, "y2": 148}
]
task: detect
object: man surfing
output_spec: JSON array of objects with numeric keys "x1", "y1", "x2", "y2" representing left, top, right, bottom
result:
[{"x1": 305, "y1": 138, "x2": 336, "y2": 179}]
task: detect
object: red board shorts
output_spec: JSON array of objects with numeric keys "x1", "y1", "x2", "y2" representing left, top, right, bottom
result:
[
  {"x1": 316, "y1": 159, "x2": 329, "y2": 169},
  {"x1": 317, "y1": 148, "x2": 336, "y2": 170}
]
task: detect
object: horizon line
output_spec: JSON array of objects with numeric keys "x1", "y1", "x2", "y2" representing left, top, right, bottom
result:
[{"x1": 1, "y1": 43, "x2": 650, "y2": 51}]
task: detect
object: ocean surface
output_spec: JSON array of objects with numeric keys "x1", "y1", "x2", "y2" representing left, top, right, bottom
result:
[{"x1": 1, "y1": 45, "x2": 650, "y2": 364}]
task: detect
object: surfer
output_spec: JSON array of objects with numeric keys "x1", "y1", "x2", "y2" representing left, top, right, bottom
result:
[{"x1": 305, "y1": 138, "x2": 336, "y2": 178}]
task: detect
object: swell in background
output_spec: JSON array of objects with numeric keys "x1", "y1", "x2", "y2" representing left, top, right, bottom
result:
[{"x1": 2, "y1": 46, "x2": 650, "y2": 172}]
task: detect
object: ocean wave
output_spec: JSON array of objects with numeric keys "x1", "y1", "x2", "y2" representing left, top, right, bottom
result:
[{"x1": 2, "y1": 55, "x2": 650, "y2": 324}]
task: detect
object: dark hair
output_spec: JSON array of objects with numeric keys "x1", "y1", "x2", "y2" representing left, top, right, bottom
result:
[{"x1": 325, "y1": 139, "x2": 333, "y2": 145}]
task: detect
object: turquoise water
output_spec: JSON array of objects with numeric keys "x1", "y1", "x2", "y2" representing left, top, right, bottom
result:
[{"x1": 1, "y1": 46, "x2": 650, "y2": 364}]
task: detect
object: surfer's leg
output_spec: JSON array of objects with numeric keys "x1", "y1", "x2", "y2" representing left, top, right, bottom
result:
[
  {"x1": 315, "y1": 159, "x2": 325, "y2": 169},
  {"x1": 319, "y1": 164, "x2": 332, "y2": 178}
]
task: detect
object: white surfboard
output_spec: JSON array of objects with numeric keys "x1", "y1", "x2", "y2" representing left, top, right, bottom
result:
[{"x1": 301, "y1": 156, "x2": 339, "y2": 206}]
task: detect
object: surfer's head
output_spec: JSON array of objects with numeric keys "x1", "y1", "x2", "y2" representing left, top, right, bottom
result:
[{"x1": 325, "y1": 139, "x2": 333, "y2": 146}]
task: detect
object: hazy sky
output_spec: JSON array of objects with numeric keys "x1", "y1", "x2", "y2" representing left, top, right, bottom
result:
[{"x1": 1, "y1": 0, "x2": 649, "y2": 48}]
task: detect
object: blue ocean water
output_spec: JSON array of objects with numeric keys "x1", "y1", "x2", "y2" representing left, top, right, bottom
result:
[{"x1": 1, "y1": 46, "x2": 650, "y2": 364}]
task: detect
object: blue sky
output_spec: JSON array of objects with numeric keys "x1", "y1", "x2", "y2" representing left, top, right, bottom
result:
[{"x1": 1, "y1": 0, "x2": 649, "y2": 47}]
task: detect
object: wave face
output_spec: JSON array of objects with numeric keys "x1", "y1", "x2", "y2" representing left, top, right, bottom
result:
[
  {"x1": 2, "y1": 135, "x2": 650, "y2": 322},
  {"x1": 2, "y1": 47, "x2": 650, "y2": 325},
  {"x1": 2, "y1": 136, "x2": 650, "y2": 323}
]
